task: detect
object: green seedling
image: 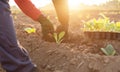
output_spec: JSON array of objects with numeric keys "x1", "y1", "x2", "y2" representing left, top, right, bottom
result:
[
  {"x1": 53, "y1": 31, "x2": 65, "y2": 44},
  {"x1": 101, "y1": 44, "x2": 116, "y2": 56},
  {"x1": 83, "y1": 13, "x2": 120, "y2": 32}
]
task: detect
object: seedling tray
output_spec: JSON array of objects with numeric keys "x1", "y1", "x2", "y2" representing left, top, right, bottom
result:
[{"x1": 84, "y1": 31, "x2": 120, "y2": 40}]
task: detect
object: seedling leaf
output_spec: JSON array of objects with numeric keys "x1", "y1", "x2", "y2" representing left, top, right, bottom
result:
[
  {"x1": 53, "y1": 33, "x2": 58, "y2": 42},
  {"x1": 99, "y1": 13, "x2": 108, "y2": 19},
  {"x1": 111, "y1": 50, "x2": 116, "y2": 56},
  {"x1": 106, "y1": 44, "x2": 115, "y2": 55},
  {"x1": 24, "y1": 27, "x2": 36, "y2": 33},
  {"x1": 58, "y1": 31, "x2": 65, "y2": 41},
  {"x1": 53, "y1": 31, "x2": 65, "y2": 44},
  {"x1": 101, "y1": 48, "x2": 109, "y2": 55},
  {"x1": 100, "y1": 44, "x2": 116, "y2": 56}
]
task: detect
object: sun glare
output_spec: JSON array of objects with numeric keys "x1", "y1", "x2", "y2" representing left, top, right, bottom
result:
[
  {"x1": 68, "y1": 0, "x2": 81, "y2": 9},
  {"x1": 68, "y1": 0, "x2": 109, "y2": 9}
]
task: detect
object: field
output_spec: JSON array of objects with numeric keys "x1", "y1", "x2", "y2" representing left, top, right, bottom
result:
[{"x1": 1, "y1": 9, "x2": 120, "y2": 72}]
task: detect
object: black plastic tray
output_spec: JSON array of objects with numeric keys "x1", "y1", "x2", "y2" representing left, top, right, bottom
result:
[{"x1": 84, "y1": 31, "x2": 120, "y2": 40}]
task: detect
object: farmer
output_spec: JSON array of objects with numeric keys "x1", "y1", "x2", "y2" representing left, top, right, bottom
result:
[{"x1": 0, "y1": 0, "x2": 69, "y2": 72}]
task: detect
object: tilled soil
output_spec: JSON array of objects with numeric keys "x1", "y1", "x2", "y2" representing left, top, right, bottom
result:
[{"x1": 1, "y1": 12, "x2": 120, "y2": 72}]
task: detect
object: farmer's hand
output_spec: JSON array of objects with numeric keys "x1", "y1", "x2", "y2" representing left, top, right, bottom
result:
[
  {"x1": 56, "y1": 25, "x2": 69, "y2": 42},
  {"x1": 38, "y1": 14, "x2": 55, "y2": 42},
  {"x1": 52, "y1": 0, "x2": 69, "y2": 42}
]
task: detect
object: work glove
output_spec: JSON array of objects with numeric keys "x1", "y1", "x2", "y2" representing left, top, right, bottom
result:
[
  {"x1": 56, "y1": 24, "x2": 69, "y2": 42},
  {"x1": 38, "y1": 14, "x2": 55, "y2": 42}
]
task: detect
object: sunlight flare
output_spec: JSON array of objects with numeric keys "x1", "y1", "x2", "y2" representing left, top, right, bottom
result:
[{"x1": 68, "y1": 0, "x2": 109, "y2": 9}]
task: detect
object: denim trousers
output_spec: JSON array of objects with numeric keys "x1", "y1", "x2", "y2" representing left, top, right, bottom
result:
[{"x1": 0, "y1": 0, "x2": 35, "y2": 72}]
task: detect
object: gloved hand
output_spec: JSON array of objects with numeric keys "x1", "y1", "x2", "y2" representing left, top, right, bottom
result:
[
  {"x1": 56, "y1": 24, "x2": 69, "y2": 42},
  {"x1": 38, "y1": 14, "x2": 55, "y2": 42}
]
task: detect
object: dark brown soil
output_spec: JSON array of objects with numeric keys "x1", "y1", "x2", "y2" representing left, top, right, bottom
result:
[{"x1": 1, "y1": 11, "x2": 120, "y2": 72}]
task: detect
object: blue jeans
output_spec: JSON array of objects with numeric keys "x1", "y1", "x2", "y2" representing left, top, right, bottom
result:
[{"x1": 0, "y1": 0, "x2": 35, "y2": 72}]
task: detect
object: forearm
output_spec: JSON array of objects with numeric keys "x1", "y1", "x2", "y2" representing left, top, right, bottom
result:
[
  {"x1": 14, "y1": 0, "x2": 41, "y2": 21},
  {"x1": 52, "y1": 0, "x2": 69, "y2": 26}
]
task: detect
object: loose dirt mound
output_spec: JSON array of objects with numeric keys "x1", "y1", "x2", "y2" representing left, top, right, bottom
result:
[{"x1": 1, "y1": 12, "x2": 120, "y2": 72}]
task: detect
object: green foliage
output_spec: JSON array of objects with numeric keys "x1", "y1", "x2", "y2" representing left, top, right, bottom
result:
[
  {"x1": 115, "y1": 22, "x2": 120, "y2": 31},
  {"x1": 53, "y1": 31, "x2": 65, "y2": 44},
  {"x1": 83, "y1": 13, "x2": 120, "y2": 32},
  {"x1": 101, "y1": 44, "x2": 116, "y2": 56}
]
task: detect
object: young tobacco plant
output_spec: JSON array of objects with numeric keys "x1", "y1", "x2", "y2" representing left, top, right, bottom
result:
[
  {"x1": 53, "y1": 31, "x2": 65, "y2": 44},
  {"x1": 83, "y1": 14, "x2": 117, "y2": 32},
  {"x1": 100, "y1": 44, "x2": 116, "y2": 56}
]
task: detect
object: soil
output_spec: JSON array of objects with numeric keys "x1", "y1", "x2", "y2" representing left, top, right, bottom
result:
[{"x1": 1, "y1": 11, "x2": 120, "y2": 72}]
